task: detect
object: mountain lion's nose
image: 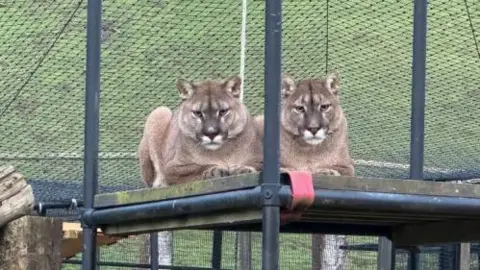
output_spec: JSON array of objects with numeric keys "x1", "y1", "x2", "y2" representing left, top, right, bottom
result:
[
  {"x1": 306, "y1": 126, "x2": 320, "y2": 135},
  {"x1": 204, "y1": 130, "x2": 220, "y2": 140}
]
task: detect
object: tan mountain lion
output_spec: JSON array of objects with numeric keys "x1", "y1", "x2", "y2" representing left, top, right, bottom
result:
[
  {"x1": 138, "y1": 75, "x2": 262, "y2": 188},
  {"x1": 255, "y1": 72, "x2": 354, "y2": 270},
  {"x1": 137, "y1": 75, "x2": 263, "y2": 269}
]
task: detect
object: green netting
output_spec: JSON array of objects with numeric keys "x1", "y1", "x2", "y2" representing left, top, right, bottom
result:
[{"x1": 1, "y1": 0, "x2": 479, "y2": 269}]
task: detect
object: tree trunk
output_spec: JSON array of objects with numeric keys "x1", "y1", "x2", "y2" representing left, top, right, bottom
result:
[
  {"x1": 312, "y1": 234, "x2": 347, "y2": 270},
  {"x1": 0, "y1": 216, "x2": 63, "y2": 270}
]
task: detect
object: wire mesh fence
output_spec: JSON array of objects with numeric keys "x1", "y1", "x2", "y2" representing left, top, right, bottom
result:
[{"x1": 1, "y1": 0, "x2": 479, "y2": 269}]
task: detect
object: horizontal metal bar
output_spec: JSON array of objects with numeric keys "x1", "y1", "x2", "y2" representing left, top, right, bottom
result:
[
  {"x1": 34, "y1": 199, "x2": 83, "y2": 210},
  {"x1": 313, "y1": 189, "x2": 480, "y2": 216},
  {"x1": 339, "y1": 243, "x2": 480, "y2": 254},
  {"x1": 86, "y1": 186, "x2": 291, "y2": 226},
  {"x1": 64, "y1": 259, "x2": 229, "y2": 270},
  {"x1": 203, "y1": 222, "x2": 391, "y2": 237},
  {"x1": 34, "y1": 199, "x2": 83, "y2": 216}
]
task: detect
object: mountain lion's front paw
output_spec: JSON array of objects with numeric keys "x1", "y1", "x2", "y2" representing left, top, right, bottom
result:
[
  {"x1": 314, "y1": 168, "x2": 341, "y2": 176},
  {"x1": 202, "y1": 166, "x2": 230, "y2": 179},
  {"x1": 228, "y1": 165, "x2": 257, "y2": 175}
]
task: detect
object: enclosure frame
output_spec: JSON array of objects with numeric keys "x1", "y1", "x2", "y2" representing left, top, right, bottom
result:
[{"x1": 78, "y1": 0, "x2": 471, "y2": 270}]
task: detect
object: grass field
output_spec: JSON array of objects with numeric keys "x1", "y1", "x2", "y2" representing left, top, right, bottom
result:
[
  {"x1": 60, "y1": 232, "x2": 391, "y2": 270},
  {"x1": 1, "y1": 0, "x2": 479, "y2": 269}
]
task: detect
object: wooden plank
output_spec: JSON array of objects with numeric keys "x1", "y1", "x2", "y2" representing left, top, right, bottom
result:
[
  {"x1": 102, "y1": 209, "x2": 261, "y2": 236},
  {"x1": 95, "y1": 173, "x2": 261, "y2": 208},
  {"x1": 61, "y1": 222, "x2": 125, "y2": 259},
  {"x1": 392, "y1": 220, "x2": 480, "y2": 246},
  {"x1": 62, "y1": 221, "x2": 111, "y2": 238},
  {"x1": 0, "y1": 216, "x2": 62, "y2": 270},
  {"x1": 95, "y1": 174, "x2": 480, "y2": 209},
  {"x1": 313, "y1": 175, "x2": 480, "y2": 198}
]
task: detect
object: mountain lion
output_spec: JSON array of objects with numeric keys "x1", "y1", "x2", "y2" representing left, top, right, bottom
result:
[
  {"x1": 254, "y1": 72, "x2": 354, "y2": 270},
  {"x1": 138, "y1": 75, "x2": 262, "y2": 188},
  {"x1": 138, "y1": 75, "x2": 263, "y2": 269}
]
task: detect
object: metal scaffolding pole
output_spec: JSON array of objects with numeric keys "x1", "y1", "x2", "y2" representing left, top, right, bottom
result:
[
  {"x1": 261, "y1": 0, "x2": 283, "y2": 269},
  {"x1": 407, "y1": 0, "x2": 428, "y2": 269},
  {"x1": 81, "y1": 0, "x2": 102, "y2": 269}
]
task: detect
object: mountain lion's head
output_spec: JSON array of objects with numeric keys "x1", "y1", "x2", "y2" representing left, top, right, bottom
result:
[
  {"x1": 281, "y1": 73, "x2": 344, "y2": 145},
  {"x1": 176, "y1": 75, "x2": 248, "y2": 150}
]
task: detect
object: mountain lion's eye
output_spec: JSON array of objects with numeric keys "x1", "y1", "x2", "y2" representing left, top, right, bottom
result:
[
  {"x1": 192, "y1": 110, "x2": 203, "y2": 117},
  {"x1": 219, "y1": 109, "x2": 229, "y2": 116},
  {"x1": 294, "y1": 106, "x2": 306, "y2": 113},
  {"x1": 320, "y1": 104, "x2": 332, "y2": 110}
]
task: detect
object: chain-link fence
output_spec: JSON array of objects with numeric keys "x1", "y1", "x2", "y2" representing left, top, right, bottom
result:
[{"x1": 1, "y1": 0, "x2": 479, "y2": 269}]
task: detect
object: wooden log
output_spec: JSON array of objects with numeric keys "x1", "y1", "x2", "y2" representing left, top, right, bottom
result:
[
  {"x1": 0, "y1": 165, "x2": 35, "y2": 228},
  {"x1": 0, "y1": 216, "x2": 63, "y2": 270}
]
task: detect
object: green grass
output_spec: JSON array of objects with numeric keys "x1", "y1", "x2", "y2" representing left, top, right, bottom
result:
[
  {"x1": 60, "y1": 231, "x2": 446, "y2": 270},
  {"x1": 1, "y1": 0, "x2": 480, "y2": 269},
  {"x1": 60, "y1": 232, "x2": 383, "y2": 270}
]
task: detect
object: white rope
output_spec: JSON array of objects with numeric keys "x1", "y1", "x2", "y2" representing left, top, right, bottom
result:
[
  {"x1": 239, "y1": 0, "x2": 247, "y2": 102},
  {"x1": 237, "y1": 2, "x2": 251, "y2": 269}
]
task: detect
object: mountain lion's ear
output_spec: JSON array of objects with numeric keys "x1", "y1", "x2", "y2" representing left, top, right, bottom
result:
[
  {"x1": 281, "y1": 73, "x2": 296, "y2": 99},
  {"x1": 176, "y1": 78, "x2": 195, "y2": 100},
  {"x1": 224, "y1": 75, "x2": 242, "y2": 98},
  {"x1": 325, "y1": 72, "x2": 340, "y2": 95}
]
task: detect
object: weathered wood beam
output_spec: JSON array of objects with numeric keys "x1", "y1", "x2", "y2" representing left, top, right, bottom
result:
[
  {"x1": 95, "y1": 173, "x2": 261, "y2": 208},
  {"x1": 0, "y1": 216, "x2": 62, "y2": 270},
  {"x1": 312, "y1": 175, "x2": 480, "y2": 197},
  {"x1": 95, "y1": 174, "x2": 480, "y2": 210}
]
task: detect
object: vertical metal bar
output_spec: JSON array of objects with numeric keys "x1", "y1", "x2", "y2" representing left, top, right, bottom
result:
[
  {"x1": 410, "y1": 0, "x2": 428, "y2": 178},
  {"x1": 453, "y1": 243, "x2": 461, "y2": 270},
  {"x1": 211, "y1": 230, "x2": 223, "y2": 269},
  {"x1": 150, "y1": 233, "x2": 159, "y2": 270},
  {"x1": 408, "y1": 251, "x2": 421, "y2": 270},
  {"x1": 409, "y1": 0, "x2": 428, "y2": 269},
  {"x1": 262, "y1": 0, "x2": 282, "y2": 269},
  {"x1": 81, "y1": 0, "x2": 102, "y2": 269},
  {"x1": 377, "y1": 237, "x2": 395, "y2": 270}
]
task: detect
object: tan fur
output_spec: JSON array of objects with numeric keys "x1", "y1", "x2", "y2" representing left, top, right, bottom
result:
[
  {"x1": 139, "y1": 75, "x2": 263, "y2": 187},
  {"x1": 254, "y1": 72, "x2": 354, "y2": 176}
]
